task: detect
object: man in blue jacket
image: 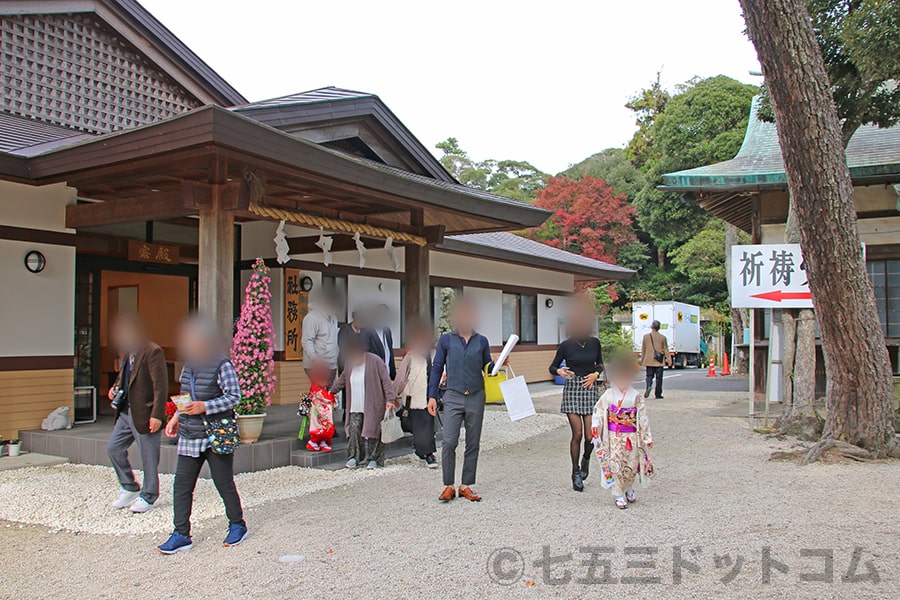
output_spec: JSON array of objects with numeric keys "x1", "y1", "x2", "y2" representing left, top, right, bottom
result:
[{"x1": 429, "y1": 296, "x2": 495, "y2": 503}]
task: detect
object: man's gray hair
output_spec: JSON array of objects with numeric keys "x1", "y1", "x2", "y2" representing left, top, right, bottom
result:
[{"x1": 651, "y1": 320, "x2": 661, "y2": 330}]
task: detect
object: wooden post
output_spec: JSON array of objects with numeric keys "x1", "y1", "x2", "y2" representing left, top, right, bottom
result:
[
  {"x1": 404, "y1": 243, "x2": 430, "y2": 328},
  {"x1": 198, "y1": 191, "x2": 235, "y2": 341}
]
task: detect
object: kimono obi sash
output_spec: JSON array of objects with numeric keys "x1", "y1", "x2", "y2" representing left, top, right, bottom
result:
[{"x1": 607, "y1": 405, "x2": 637, "y2": 433}]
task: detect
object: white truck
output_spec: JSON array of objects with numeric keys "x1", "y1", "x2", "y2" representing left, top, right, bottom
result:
[{"x1": 632, "y1": 301, "x2": 705, "y2": 368}]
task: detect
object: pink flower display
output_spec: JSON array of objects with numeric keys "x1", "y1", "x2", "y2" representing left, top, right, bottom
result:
[{"x1": 231, "y1": 258, "x2": 276, "y2": 415}]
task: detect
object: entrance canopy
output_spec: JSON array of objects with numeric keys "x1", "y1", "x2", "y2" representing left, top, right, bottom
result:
[{"x1": 14, "y1": 105, "x2": 548, "y2": 237}]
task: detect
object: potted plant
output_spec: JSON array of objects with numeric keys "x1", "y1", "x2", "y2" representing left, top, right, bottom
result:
[
  {"x1": 231, "y1": 257, "x2": 276, "y2": 443},
  {"x1": 7, "y1": 438, "x2": 21, "y2": 457}
]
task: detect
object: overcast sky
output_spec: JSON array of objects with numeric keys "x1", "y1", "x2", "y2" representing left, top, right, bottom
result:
[{"x1": 141, "y1": 0, "x2": 761, "y2": 174}]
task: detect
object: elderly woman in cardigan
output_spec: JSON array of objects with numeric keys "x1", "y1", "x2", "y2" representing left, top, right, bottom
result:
[
  {"x1": 392, "y1": 320, "x2": 437, "y2": 468},
  {"x1": 330, "y1": 335, "x2": 395, "y2": 469}
]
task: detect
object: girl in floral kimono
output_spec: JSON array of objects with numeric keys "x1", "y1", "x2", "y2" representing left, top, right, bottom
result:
[
  {"x1": 591, "y1": 358, "x2": 653, "y2": 509},
  {"x1": 305, "y1": 359, "x2": 337, "y2": 452}
]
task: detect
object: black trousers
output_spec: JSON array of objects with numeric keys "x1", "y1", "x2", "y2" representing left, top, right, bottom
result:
[
  {"x1": 645, "y1": 366, "x2": 664, "y2": 398},
  {"x1": 408, "y1": 408, "x2": 436, "y2": 458},
  {"x1": 173, "y1": 449, "x2": 244, "y2": 537}
]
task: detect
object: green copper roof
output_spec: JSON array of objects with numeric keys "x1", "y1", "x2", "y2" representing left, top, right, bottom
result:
[{"x1": 660, "y1": 99, "x2": 900, "y2": 191}]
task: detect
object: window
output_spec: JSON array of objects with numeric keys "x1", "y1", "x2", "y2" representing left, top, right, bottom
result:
[
  {"x1": 867, "y1": 260, "x2": 900, "y2": 338},
  {"x1": 321, "y1": 274, "x2": 348, "y2": 324},
  {"x1": 502, "y1": 292, "x2": 537, "y2": 343}
]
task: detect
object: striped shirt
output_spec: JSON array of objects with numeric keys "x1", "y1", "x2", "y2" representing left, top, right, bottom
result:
[{"x1": 177, "y1": 361, "x2": 242, "y2": 458}]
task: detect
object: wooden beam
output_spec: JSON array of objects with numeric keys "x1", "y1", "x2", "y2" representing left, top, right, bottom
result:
[
  {"x1": 182, "y1": 180, "x2": 250, "y2": 211},
  {"x1": 65, "y1": 192, "x2": 196, "y2": 229},
  {"x1": 198, "y1": 193, "x2": 235, "y2": 340},
  {"x1": 286, "y1": 234, "x2": 399, "y2": 255},
  {"x1": 405, "y1": 244, "x2": 430, "y2": 326}
]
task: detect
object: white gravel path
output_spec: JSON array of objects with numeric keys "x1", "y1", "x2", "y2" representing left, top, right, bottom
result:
[
  {"x1": 0, "y1": 410, "x2": 563, "y2": 535},
  {"x1": 1, "y1": 389, "x2": 897, "y2": 600}
]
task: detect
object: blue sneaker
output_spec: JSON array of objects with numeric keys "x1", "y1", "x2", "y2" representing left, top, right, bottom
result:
[
  {"x1": 223, "y1": 523, "x2": 249, "y2": 547},
  {"x1": 157, "y1": 531, "x2": 192, "y2": 554}
]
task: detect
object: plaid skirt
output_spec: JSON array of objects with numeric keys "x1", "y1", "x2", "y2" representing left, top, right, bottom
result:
[{"x1": 560, "y1": 376, "x2": 605, "y2": 415}]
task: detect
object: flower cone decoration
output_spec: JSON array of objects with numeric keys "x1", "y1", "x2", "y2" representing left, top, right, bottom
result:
[{"x1": 231, "y1": 258, "x2": 276, "y2": 415}]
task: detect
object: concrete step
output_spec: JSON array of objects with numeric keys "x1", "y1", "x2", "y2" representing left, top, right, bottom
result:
[{"x1": 0, "y1": 452, "x2": 68, "y2": 471}]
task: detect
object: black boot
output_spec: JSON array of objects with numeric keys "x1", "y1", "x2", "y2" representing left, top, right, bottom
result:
[
  {"x1": 572, "y1": 469, "x2": 584, "y2": 492},
  {"x1": 580, "y1": 449, "x2": 592, "y2": 480}
]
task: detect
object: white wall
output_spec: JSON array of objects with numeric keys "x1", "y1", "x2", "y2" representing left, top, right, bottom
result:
[
  {"x1": 463, "y1": 287, "x2": 503, "y2": 344},
  {"x1": 537, "y1": 294, "x2": 568, "y2": 345},
  {"x1": 432, "y1": 251, "x2": 574, "y2": 293},
  {"x1": 0, "y1": 181, "x2": 76, "y2": 357}
]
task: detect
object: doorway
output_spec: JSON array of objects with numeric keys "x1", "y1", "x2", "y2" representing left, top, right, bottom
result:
[{"x1": 74, "y1": 256, "x2": 198, "y2": 410}]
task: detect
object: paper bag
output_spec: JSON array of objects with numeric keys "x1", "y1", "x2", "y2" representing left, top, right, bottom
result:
[{"x1": 499, "y1": 374, "x2": 535, "y2": 421}]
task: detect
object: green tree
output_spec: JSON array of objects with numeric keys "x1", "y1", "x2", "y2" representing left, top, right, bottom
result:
[
  {"x1": 758, "y1": 0, "x2": 900, "y2": 145},
  {"x1": 628, "y1": 76, "x2": 759, "y2": 256},
  {"x1": 560, "y1": 148, "x2": 647, "y2": 201},
  {"x1": 435, "y1": 137, "x2": 547, "y2": 202},
  {"x1": 624, "y1": 72, "x2": 670, "y2": 169}
]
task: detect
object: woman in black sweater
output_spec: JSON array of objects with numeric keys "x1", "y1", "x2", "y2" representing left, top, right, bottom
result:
[{"x1": 549, "y1": 302, "x2": 604, "y2": 492}]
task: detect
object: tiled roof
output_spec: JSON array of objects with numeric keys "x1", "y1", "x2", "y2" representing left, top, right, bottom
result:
[
  {"x1": 0, "y1": 112, "x2": 88, "y2": 154},
  {"x1": 442, "y1": 232, "x2": 634, "y2": 280},
  {"x1": 234, "y1": 87, "x2": 374, "y2": 110},
  {"x1": 661, "y1": 98, "x2": 900, "y2": 191}
]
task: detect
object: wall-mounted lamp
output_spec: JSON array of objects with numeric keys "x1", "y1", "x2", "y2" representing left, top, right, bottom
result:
[
  {"x1": 545, "y1": 298, "x2": 554, "y2": 309},
  {"x1": 24, "y1": 250, "x2": 46, "y2": 274}
]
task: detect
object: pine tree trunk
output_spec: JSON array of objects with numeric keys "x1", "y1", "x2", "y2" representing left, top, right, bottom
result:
[
  {"x1": 781, "y1": 309, "x2": 795, "y2": 408},
  {"x1": 777, "y1": 210, "x2": 820, "y2": 437},
  {"x1": 740, "y1": 0, "x2": 897, "y2": 456}
]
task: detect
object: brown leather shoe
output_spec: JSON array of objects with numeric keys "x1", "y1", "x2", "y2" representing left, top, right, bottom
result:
[
  {"x1": 439, "y1": 486, "x2": 456, "y2": 502},
  {"x1": 458, "y1": 486, "x2": 482, "y2": 502}
]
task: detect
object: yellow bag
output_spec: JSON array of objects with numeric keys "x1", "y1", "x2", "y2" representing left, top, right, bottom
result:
[{"x1": 484, "y1": 365, "x2": 508, "y2": 404}]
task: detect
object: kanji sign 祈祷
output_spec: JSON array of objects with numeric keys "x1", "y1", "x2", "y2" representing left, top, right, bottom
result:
[
  {"x1": 283, "y1": 268, "x2": 308, "y2": 360},
  {"x1": 731, "y1": 244, "x2": 813, "y2": 308},
  {"x1": 127, "y1": 240, "x2": 179, "y2": 264}
]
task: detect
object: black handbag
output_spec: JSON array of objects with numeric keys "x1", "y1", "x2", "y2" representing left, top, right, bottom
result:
[
  {"x1": 191, "y1": 373, "x2": 240, "y2": 455},
  {"x1": 399, "y1": 397, "x2": 413, "y2": 433},
  {"x1": 651, "y1": 333, "x2": 666, "y2": 363}
]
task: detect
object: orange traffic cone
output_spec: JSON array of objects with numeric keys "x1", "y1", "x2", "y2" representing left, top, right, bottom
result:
[
  {"x1": 720, "y1": 353, "x2": 731, "y2": 376},
  {"x1": 706, "y1": 358, "x2": 717, "y2": 377}
]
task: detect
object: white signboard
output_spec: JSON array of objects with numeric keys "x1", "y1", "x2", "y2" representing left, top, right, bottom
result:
[{"x1": 731, "y1": 244, "x2": 813, "y2": 309}]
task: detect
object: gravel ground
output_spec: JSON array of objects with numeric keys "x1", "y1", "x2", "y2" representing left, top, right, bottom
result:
[{"x1": 1, "y1": 389, "x2": 897, "y2": 600}]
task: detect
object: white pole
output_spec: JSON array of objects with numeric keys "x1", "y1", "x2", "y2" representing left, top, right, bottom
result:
[{"x1": 749, "y1": 309, "x2": 755, "y2": 420}]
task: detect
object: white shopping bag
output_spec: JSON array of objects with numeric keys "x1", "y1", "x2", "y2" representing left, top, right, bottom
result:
[{"x1": 499, "y1": 368, "x2": 535, "y2": 421}]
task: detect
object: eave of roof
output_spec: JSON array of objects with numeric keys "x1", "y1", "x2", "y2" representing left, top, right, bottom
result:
[
  {"x1": 18, "y1": 105, "x2": 550, "y2": 230},
  {"x1": 660, "y1": 98, "x2": 900, "y2": 192},
  {"x1": 440, "y1": 232, "x2": 635, "y2": 281},
  {"x1": 233, "y1": 87, "x2": 455, "y2": 183}
]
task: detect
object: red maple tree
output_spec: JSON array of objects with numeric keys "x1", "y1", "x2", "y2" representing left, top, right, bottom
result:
[{"x1": 530, "y1": 175, "x2": 636, "y2": 264}]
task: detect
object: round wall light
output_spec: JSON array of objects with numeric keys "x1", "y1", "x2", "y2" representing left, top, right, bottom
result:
[
  {"x1": 24, "y1": 250, "x2": 46, "y2": 274},
  {"x1": 545, "y1": 298, "x2": 554, "y2": 309}
]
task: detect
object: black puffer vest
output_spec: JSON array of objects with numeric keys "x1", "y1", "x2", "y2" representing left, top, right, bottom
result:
[{"x1": 179, "y1": 355, "x2": 229, "y2": 440}]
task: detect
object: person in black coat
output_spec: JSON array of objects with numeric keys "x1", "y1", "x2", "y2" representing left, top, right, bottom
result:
[
  {"x1": 337, "y1": 310, "x2": 367, "y2": 375},
  {"x1": 362, "y1": 303, "x2": 396, "y2": 379}
]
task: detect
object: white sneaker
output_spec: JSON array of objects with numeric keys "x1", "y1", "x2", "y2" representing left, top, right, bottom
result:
[
  {"x1": 111, "y1": 489, "x2": 140, "y2": 509},
  {"x1": 345, "y1": 458, "x2": 358, "y2": 469},
  {"x1": 129, "y1": 497, "x2": 156, "y2": 513},
  {"x1": 366, "y1": 461, "x2": 379, "y2": 470}
]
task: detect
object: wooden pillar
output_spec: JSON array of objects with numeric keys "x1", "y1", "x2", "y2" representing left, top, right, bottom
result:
[
  {"x1": 404, "y1": 243, "x2": 430, "y2": 327},
  {"x1": 198, "y1": 193, "x2": 235, "y2": 340}
]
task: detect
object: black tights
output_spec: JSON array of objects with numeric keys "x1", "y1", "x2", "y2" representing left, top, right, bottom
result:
[{"x1": 566, "y1": 413, "x2": 593, "y2": 471}]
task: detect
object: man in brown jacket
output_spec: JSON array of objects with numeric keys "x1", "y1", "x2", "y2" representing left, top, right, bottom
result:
[
  {"x1": 106, "y1": 314, "x2": 168, "y2": 513},
  {"x1": 641, "y1": 320, "x2": 671, "y2": 399}
]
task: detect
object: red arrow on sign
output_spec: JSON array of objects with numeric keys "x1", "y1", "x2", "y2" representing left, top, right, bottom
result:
[{"x1": 750, "y1": 290, "x2": 812, "y2": 302}]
